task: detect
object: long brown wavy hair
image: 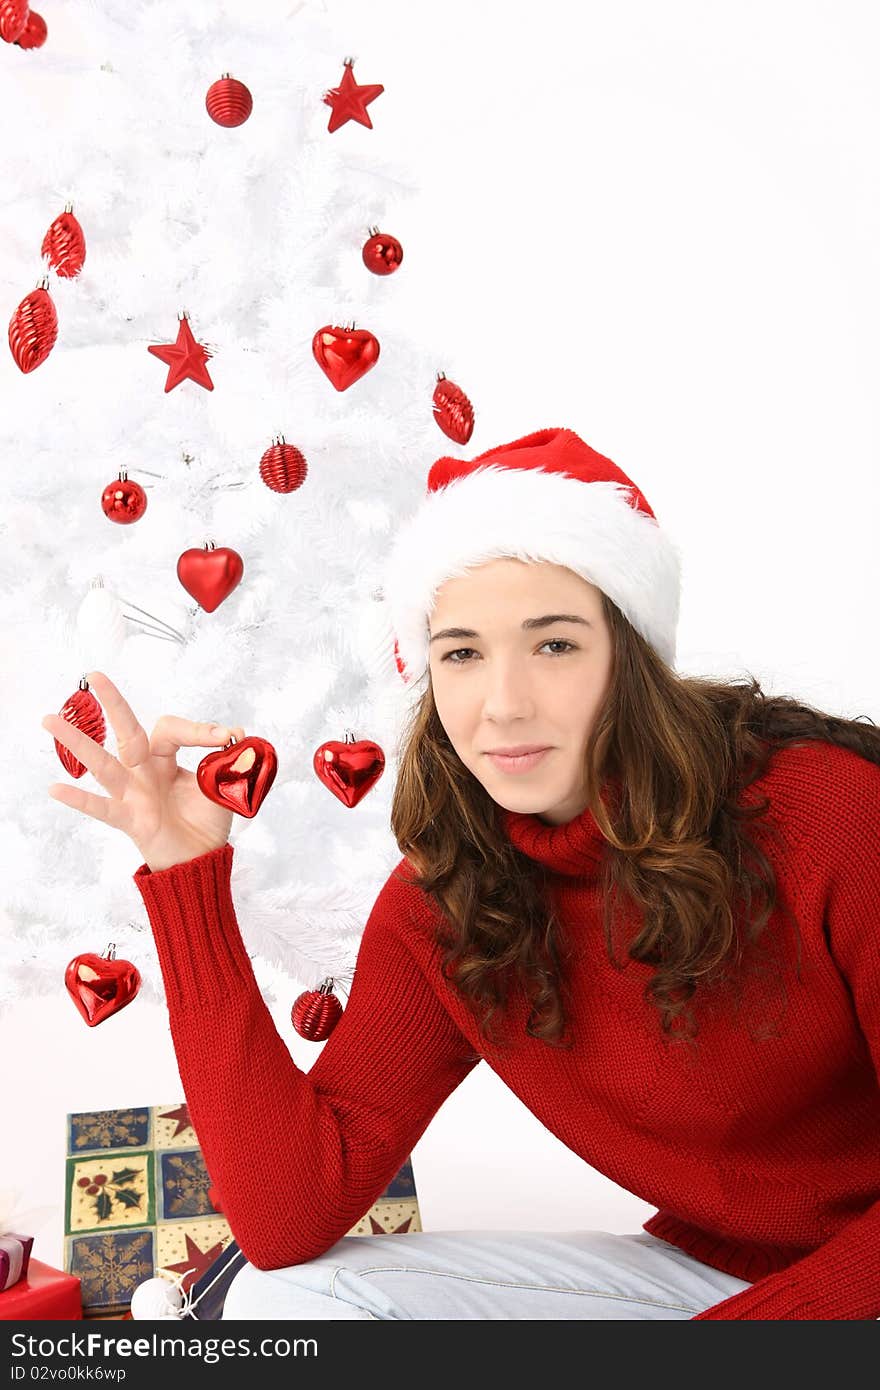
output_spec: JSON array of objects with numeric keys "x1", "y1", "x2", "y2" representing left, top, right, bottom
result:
[{"x1": 388, "y1": 589, "x2": 880, "y2": 1053}]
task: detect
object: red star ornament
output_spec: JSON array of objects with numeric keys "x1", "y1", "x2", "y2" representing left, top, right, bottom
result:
[
  {"x1": 158, "y1": 1103, "x2": 195, "y2": 1140},
  {"x1": 148, "y1": 314, "x2": 214, "y2": 392},
  {"x1": 323, "y1": 57, "x2": 384, "y2": 132},
  {"x1": 164, "y1": 1233, "x2": 227, "y2": 1293}
]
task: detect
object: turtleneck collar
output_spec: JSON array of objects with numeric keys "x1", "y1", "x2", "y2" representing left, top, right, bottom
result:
[{"x1": 499, "y1": 782, "x2": 614, "y2": 878}]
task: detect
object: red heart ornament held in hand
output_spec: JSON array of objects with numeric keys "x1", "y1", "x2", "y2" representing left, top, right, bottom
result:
[
  {"x1": 177, "y1": 542, "x2": 244, "y2": 613},
  {"x1": 313, "y1": 733, "x2": 385, "y2": 808},
  {"x1": 311, "y1": 324, "x2": 380, "y2": 391},
  {"x1": 65, "y1": 946, "x2": 141, "y2": 1027},
  {"x1": 197, "y1": 735, "x2": 278, "y2": 818}
]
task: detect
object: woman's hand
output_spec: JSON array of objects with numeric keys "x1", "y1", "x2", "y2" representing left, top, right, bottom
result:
[{"x1": 41, "y1": 670, "x2": 246, "y2": 873}]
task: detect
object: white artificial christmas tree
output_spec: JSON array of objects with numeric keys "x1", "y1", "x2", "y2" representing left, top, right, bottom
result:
[{"x1": 0, "y1": 0, "x2": 472, "y2": 1016}]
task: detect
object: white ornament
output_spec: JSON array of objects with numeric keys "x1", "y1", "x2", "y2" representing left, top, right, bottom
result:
[
  {"x1": 129, "y1": 1275, "x2": 184, "y2": 1320},
  {"x1": 76, "y1": 577, "x2": 128, "y2": 671}
]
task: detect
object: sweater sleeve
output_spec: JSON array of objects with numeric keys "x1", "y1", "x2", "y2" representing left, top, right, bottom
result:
[
  {"x1": 132, "y1": 842, "x2": 480, "y2": 1271},
  {"x1": 692, "y1": 757, "x2": 880, "y2": 1321}
]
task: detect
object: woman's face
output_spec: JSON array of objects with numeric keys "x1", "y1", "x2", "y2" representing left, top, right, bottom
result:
[{"x1": 428, "y1": 558, "x2": 614, "y2": 825}]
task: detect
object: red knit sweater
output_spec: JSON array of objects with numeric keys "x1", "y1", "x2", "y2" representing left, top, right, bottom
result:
[{"x1": 133, "y1": 738, "x2": 880, "y2": 1320}]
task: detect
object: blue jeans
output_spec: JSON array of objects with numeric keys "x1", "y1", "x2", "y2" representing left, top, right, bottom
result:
[{"x1": 221, "y1": 1228, "x2": 753, "y2": 1320}]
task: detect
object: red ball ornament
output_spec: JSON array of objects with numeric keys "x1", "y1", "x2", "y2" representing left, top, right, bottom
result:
[
  {"x1": 0, "y1": 0, "x2": 28, "y2": 43},
  {"x1": 14, "y1": 9, "x2": 45, "y2": 46},
  {"x1": 362, "y1": 227, "x2": 403, "y2": 276},
  {"x1": 8, "y1": 278, "x2": 57, "y2": 373},
  {"x1": 65, "y1": 943, "x2": 141, "y2": 1028},
  {"x1": 432, "y1": 371, "x2": 474, "y2": 445},
  {"x1": 177, "y1": 541, "x2": 244, "y2": 613},
  {"x1": 101, "y1": 469, "x2": 147, "y2": 525},
  {"x1": 196, "y1": 733, "x2": 278, "y2": 819},
  {"x1": 42, "y1": 204, "x2": 85, "y2": 278},
  {"x1": 205, "y1": 73, "x2": 253, "y2": 127},
  {"x1": 313, "y1": 729, "x2": 385, "y2": 808},
  {"x1": 54, "y1": 677, "x2": 106, "y2": 780},
  {"x1": 258, "y1": 436, "x2": 308, "y2": 494},
  {"x1": 312, "y1": 322, "x2": 379, "y2": 392},
  {"x1": 291, "y1": 978, "x2": 343, "y2": 1041}
]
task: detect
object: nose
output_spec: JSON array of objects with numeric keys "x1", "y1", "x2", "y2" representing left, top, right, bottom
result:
[{"x1": 480, "y1": 659, "x2": 537, "y2": 722}]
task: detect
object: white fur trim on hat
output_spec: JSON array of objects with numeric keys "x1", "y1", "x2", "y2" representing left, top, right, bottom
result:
[{"x1": 381, "y1": 462, "x2": 682, "y2": 689}]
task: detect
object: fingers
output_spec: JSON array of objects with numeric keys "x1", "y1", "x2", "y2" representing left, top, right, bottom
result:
[
  {"x1": 84, "y1": 670, "x2": 151, "y2": 770},
  {"x1": 41, "y1": 712, "x2": 128, "y2": 799},
  {"x1": 149, "y1": 716, "x2": 246, "y2": 760},
  {"x1": 47, "y1": 782, "x2": 130, "y2": 834}
]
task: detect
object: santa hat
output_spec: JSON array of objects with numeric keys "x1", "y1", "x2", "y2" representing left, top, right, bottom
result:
[{"x1": 377, "y1": 426, "x2": 683, "y2": 694}]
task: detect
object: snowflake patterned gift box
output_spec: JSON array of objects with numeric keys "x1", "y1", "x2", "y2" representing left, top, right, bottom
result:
[
  {"x1": 64, "y1": 1102, "x2": 234, "y2": 1318},
  {"x1": 65, "y1": 1103, "x2": 424, "y2": 1318}
]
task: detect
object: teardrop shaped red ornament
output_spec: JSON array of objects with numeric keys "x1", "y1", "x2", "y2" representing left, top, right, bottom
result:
[
  {"x1": 42, "y1": 206, "x2": 86, "y2": 278},
  {"x1": 432, "y1": 372, "x2": 475, "y2": 445},
  {"x1": 14, "y1": 9, "x2": 47, "y2": 47},
  {"x1": 8, "y1": 281, "x2": 58, "y2": 374},
  {"x1": 54, "y1": 679, "x2": 106, "y2": 780},
  {"x1": 0, "y1": 0, "x2": 28, "y2": 43}
]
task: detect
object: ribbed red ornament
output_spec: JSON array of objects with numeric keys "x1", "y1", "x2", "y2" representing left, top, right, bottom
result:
[
  {"x1": 8, "y1": 280, "x2": 58, "y2": 373},
  {"x1": 14, "y1": 9, "x2": 46, "y2": 46},
  {"x1": 54, "y1": 679, "x2": 107, "y2": 780},
  {"x1": 362, "y1": 227, "x2": 403, "y2": 276},
  {"x1": 291, "y1": 978, "x2": 343, "y2": 1041},
  {"x1": 205, "y1": 74, "x2": 253, "y2": 127},
  {"x1": 0, "y1": 0, "x2": 28, "y2": 43},
  {"x1": 42, "y1": 205, "x2": 86, "y2": 278},
  {"x1": 432, "y1": 372, "x2": 475, "y2": 445},
  {"x1": 258, "y1": 436, "x2": 308, "y2": 494}
]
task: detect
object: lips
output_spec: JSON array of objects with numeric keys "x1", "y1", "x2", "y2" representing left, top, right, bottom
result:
[{"x1": 486, "y1": 748, "x2": 552, "y2": 774}]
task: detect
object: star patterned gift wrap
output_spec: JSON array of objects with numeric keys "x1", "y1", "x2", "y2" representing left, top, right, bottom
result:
[
  {"x1": 186, "y1": 1159, "x2": 424, "y2": 1319},
  {"x1": 65, "y1": 1103, "x2": 423, "y2": 1318}
]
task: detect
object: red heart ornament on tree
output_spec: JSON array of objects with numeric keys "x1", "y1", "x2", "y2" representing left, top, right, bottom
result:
[
  {"x1": 196, "y1": 734, "x2": 278, "y2": 818},
  {"x1": 177, "y1": 542, "x2": 244, "y2": 613},
  {"x1": 65, "y1": 945, "x2": 141, "y2": 1027},
  {"x1": 311, "y1": 323, "x2": 380, "y2": 391},
  {"x1": 313, "y1": 731, "x2": 385, "y2": 808}
]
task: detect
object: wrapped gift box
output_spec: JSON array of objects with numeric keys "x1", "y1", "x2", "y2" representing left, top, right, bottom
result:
[
  {"x1": 1, "y1": 1233, "x2": 34, "y2": 1292},
  {"x1": 0, "y1": 1258, "x2": 82, "y2": 1321},
  {"x1": 66, "y1": 1104, "x2": 423, "y2": 1319},
  {"x1": 64, "y1": 1103, "x2": 233, "y2": 1318}
]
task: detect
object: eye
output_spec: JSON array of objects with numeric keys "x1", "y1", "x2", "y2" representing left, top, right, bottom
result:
[{"x1": 440, "y1": 640, "x2": 577, "y2": 664}]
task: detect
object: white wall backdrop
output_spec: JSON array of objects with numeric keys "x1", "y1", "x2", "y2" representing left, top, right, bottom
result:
[{"x1": 2, "y1": 0, "x2": 878, "y2": 1271}]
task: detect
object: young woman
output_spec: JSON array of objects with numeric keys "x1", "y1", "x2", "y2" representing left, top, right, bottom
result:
[{"x1": 42, "y1": 427, "x2": 880, "y2": 1320}]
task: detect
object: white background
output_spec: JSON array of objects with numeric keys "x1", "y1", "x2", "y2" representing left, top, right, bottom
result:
[{"x1": 2, "y1": 0, "x2": 878, "y2": 1271}]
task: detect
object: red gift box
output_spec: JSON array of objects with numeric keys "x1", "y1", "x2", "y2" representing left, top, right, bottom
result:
[{"x1": 0, "y1": 1258, "x2": 82, "y2": 1321}]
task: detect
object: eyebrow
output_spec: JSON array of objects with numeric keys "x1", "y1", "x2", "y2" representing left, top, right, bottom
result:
[{"x1": 429, "y1": 614, "x2": 594, "y2": 644}]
